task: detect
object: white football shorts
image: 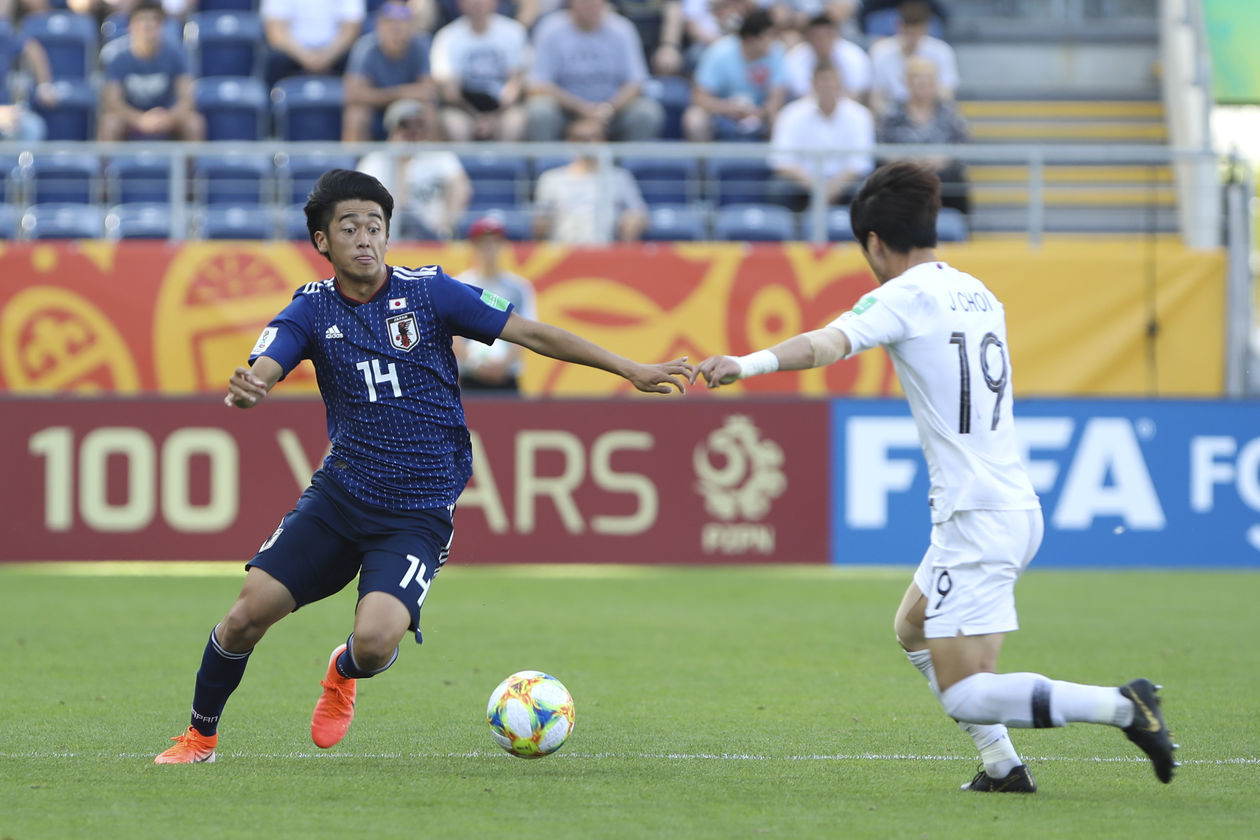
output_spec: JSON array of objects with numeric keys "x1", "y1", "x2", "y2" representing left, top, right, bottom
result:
[{"x1": 913, "y1": 507, "x2": 1045, "y2": 639}]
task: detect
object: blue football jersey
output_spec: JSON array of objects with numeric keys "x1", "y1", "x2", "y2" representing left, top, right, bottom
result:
[{"x1": 249, "y1": 264, "x2": 515, "y2": 509}]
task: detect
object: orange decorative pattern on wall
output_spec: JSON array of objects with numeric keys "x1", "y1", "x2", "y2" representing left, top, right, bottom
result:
[{"x1": 0, "y1": 239, "x2": 1225, "y2": 397}]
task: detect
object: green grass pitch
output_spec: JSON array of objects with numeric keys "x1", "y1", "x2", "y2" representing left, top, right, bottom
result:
[{"x1": 2, "y1": 563, "x2": 1258, "y2": 839}]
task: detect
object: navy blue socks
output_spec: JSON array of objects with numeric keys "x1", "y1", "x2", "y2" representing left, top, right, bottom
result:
[{"x1": 189, "y1": 624, "x2": 251, "y2": 737}]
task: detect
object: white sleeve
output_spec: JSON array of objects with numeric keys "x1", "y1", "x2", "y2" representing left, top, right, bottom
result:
[{"x1": 829, "y1": 284, "x2": 922, "y2": 357}]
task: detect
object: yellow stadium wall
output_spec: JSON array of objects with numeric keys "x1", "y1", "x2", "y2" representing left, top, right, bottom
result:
[{"x1": 0, "y1": 238, "x2": 1225, "y2": 397}]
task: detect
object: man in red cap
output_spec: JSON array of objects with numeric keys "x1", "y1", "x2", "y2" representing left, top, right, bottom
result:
[{"x1": 453, "y1": 214, "x2": 536, "y2": 391}]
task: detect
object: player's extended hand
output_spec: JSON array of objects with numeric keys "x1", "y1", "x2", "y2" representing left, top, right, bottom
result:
[
  {"x1": 690, "y1": 356, "x2": 742, "y2": 389},
  {"x1": 224, "y1": 366, "x2": 269, "y2": 408},
  {"x1": 626, "y1": 357, "x2": 693, "y2": 394}
]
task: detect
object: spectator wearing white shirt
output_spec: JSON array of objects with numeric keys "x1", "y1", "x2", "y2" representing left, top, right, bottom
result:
[
  {"x1": 867, "y1": 0, "x2": 957, "y2": 117},
  {"x1": 784, "y1": 13, "x2": 870, "y2": 103},
  {"x1": 533, "y1": 117, "x2": 649, "y2": 243},
  {"x1": 262, "y1": 0, "x2": 365, "y2": 87},
  {"x1": 768, "y1": 63, "x2": 874, "y2": 212},
  {"x1": 430, "y1": 0, "x2": 530, "y2": 141}
]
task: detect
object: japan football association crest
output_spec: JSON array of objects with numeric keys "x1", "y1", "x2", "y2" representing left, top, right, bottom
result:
[{"x1": 386, "y1": 312, "x2": 420, "y2": 351}]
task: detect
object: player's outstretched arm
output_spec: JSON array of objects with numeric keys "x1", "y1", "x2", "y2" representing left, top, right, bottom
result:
[
  {"x1": 691, "y1": 327, "x2": 851, "y2": 389},
  {"x1": 498, "y1": 313, "x2": 692, "y2": 394},
  {"x1": 224, "y1": 356, "x2": 284, "y2": 408}
]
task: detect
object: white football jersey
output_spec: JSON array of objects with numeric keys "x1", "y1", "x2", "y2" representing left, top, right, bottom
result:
[{"x1": 831, "y1": 260, "x2": 1039, "y2": 523}]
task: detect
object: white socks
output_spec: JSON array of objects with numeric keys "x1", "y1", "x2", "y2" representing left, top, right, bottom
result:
[
  {"x1": 940, "y1": 672, "x2": 1134, "y2": 729},
  {"x1": 904, "y1": 649, "x2": 1022, "y2": 778}
]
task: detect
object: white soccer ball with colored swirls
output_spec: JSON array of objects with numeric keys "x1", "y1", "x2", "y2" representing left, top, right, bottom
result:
[{"x1": 486, "y1": 671, "x2": 575, "y2": 758}]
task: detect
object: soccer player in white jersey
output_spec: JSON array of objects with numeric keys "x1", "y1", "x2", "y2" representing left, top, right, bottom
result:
[{"x1": 691, "y1": 161, "x2": 1178, "y2": 792}]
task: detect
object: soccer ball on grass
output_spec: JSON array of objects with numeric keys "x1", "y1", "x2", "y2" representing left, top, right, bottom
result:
[{"x1": 486, "y1": 670, "x2": 575, "y2": 758}]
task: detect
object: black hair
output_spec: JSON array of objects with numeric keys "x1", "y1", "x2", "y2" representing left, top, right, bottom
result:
[
  {"x1": 304, "y1": 169, "x2": 394, "y2": 259},
  {"x1": 849, "y1": 161, "x2": 940, "y2": 253},
  {"x1": 806, "y1": 13, "x2": 833, "y2": 30},
  {"x1": 130, "y1": 0, "x2": 165, "y2": 19},
  {"x1": 738, "y1": 9, "x2": 775, "y2": 40}
]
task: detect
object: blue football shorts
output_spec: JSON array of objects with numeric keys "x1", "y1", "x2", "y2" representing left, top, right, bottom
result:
[{"x1": 246, "y1": 469, "x2": 454, "y2": 644}]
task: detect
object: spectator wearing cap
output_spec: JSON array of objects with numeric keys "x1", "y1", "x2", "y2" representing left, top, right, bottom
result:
[
  {"x1": 99, "y1": 0, "x2": 204, "y2": 141},
  {"x1": 356, "y1": 100, "x2": 472, "y2": 240},
  {"x1": 430, "y1": 0, "x2": 529, "y2": 142},
  {"x1": 867, "y1": 0, "x2": 956, "y2": 117},
  {"x1": 343, "y1": 0, "x2": 434, "y2": 141},
  {"x1": 454, "y1": 215, "x2": 537, "y2": 393},
  {"x1": 768, "y1": 62, "x2": 873, "y2": 211},
  {"x1": 261, "y1": 0, "x2": 365, "y2": 88},
  {"x1": 0, "y1": 8, "x2": 55, "y2": 141},
  {"x1": 533, "y1": 117, "x2": 648, "y2": 243},
  {"x1": 525, "y1": 0, "x2": 664, "y2": 142},
  {"x1": 684, "y1": 9, "x2": 787, "y2": 142}
]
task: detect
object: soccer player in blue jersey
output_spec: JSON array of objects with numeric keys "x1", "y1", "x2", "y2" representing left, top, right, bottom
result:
[{"x1": 155, "y1": 169, "x2": 692, "y2": 763}]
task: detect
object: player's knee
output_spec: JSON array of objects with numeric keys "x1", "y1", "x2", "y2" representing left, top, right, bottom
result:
[
  {"x1": 940, "y1": 673, "x2": 996, "y2": 723},
  {"x1": 348, "y1": 627, "x2": 403, "y2": 672},
  {"x1": 219, "y1": 605, "x2": 270, "y2": 650}
]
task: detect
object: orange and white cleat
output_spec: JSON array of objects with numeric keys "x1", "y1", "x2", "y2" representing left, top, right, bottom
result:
[
  {"x1": 311, "y1": 644, "x2": 357, "y2": 748},
  {"x1": 154, "y1": 726, "x2": 218, "y2": 764}
]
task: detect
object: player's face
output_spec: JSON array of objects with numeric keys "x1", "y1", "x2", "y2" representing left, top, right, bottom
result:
[{"x1": 316, "y1": 201, "x2": 389, "y2": 286}]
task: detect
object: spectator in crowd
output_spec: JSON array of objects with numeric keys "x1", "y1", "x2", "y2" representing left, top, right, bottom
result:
[
  {"x1": 533, "y1": 117, "x2": 648, "y2": 243},
  {"x1": 784, "y1": 13, "x2": 870, "y2": 103},
  {"x1": 356, "y1": 99, "x2": 471, "y2": 241},
  {"x1": 98, "y1": 1, "x2": 204, "y2": 141},
  {"x1": 858, "y1": 0, "x2": 947, "y2": 32},
  {"x1": 342, "y1": 1, "x2": 433, "y2": 142},
  {"x1": 769, "y1": 0, "x2": 859, "y2": 46},
  {"x1": 454, "y1": 214, "x2": 537, "y2": 393},
  {"x1": 525, "y1": 0, "x2": 664, "y2": 142},
  {"x1": 683, "y1": 8, "x2": 786, "y2": 142},
  {"x1": 430, "y1": 0, "x2": 529, "y2": 142},
  {"x1": 868, "y1": 0, "x2": 956, "y2": 116},
  {"x1": 261, "y1": 0, "x2": 365, "y2": 88},
  {"x1": 876, "y1": 55, "x2": 969, "y2": 213},
  {"x1": 614, "y1": 0, "x2": 685, "y2": 77},
  {"x1": 0, "y1": 10, "x2": 54, "y2": 141},
  {"x1": 681, "y1": 0, "x2": 757, "y2": 62},
  {"x1": 768, "y1": 62, "x2": 873, "y2": 211}
]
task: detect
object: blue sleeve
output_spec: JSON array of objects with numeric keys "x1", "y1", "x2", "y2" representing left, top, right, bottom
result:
[
  {"x1": 248, "y1": 294, "x2": 316, "y2": 378},
  {"x1": 104, "y1": 50, "x2": 128, "y2": 83},
  {"x1": 430, "y1": 267, "x2": 515, "y2": 345},
  {"x1": 694, "y1": 43, "x2": 723, "y2": 94},
  {"x1": 412, "y1": 33, "x2": 431, "y2": 77}
]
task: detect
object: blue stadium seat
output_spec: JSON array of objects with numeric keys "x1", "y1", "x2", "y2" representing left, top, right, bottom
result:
[
  {"x1": 277, "y1": 151, "x2": 358, "y2": 204},
  {"x1": 714, "y1": 204, "x2": 798, "y2": 242},
  {"x1": 105, "y1": 152, "x2": 172, "y2": 204},
  {"x1": 643, "y1": 204, "x2": 709, "y2": 242},
  {"x1": 193, "y1": 152, "x2": 272, "y2": 205},
  {"x1": 27, "y1": 151, "x2": 100, "y2": 205},
  {"x1": 533, "y1": 155, "x2": 569, "y2": 177},
  {"x1": 936, "y1": 207, "x2": 969, "y2": 242},
  {"x1": 105, "y1": 203, "x2": 177, "y2": 239},
  {"x1": 31, "y1": 78, "x2": 97, "y2": 141},
  {"x1": 272, "y1": 76, "x2": 344, "y2": 141},
  {"x1": 20, "y1": 203, "x2": 106, "y2": 239},
  {"x1": 197, "y1": 205, "x2": 276, "y2": 239},
  {"x1": 195, "y1": 76, "x2": 269, "y2": 141},
  {"x1": 101, "y1": 11, "x2": 182, "y2": 45},
  {"x1": 862, "y1": 8, "x2": 945, "y2": 39},
  {"x1": 459, "y1": 153, "x2": 528, "y2": 209},
  {"x1": 21, "y1": 12, "x2": 98, "y2": 79},
  {"x1": 643, "y1": 76, "x2": 690, "y2": 141},
  {"x1": 186, "y1": 11, "x2": 263, "y2": 78},
  {"x1": 456, "y1": 208, "x2": 532, "y2": 241},
  {"x1": 198, "y1": 0, "x2": 259, "y2": 11},
  {"x1": 0, "y1": 204, "x2": 18, "y2": 239},
  {"x1": 620, "y1": 157, "x2": 700, "y2": 206},
  {"x1": 282, "y1": 203, "x2": 311, "y2": 240},
  {"x1": 0, "y1": 155, "x2": 19, "y2": 204},
  {"x1": 708, "y1": 159, "x2": 774, "y2": 206},
  {"x1": 827, "y1": 206, "x2": 857, "y2": 242}
]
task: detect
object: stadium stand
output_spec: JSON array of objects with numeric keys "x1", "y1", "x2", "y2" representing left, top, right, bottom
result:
[
  {"x1": 643, "y1": 204, "x2": 708, "y2": 242},
  {"x1": 271, "y1": 76, "x2": 345, "y2": 142},
  {"x1": 195, "y1": 76, "x2": 270, "y2": 141},
  {"x1": 708, "y1": 159, "x2": 775, "y2": 206},
  {"x1": 192, "y1": 151, "x2": 272, "y2": 205},
  {"x1": 185, "y1": 11, "x2": 265, "y2": 78},
  {"x1": 456, "y1": 207, "x2": 531, "y2": 241},
  {"x1": 196, "y1": 204, "x2": 276, "y2": 239},
  {"x1": 714, "y1": 204, "x2": 798, "y2": 242},
  {"x1": 32, "y1": 78, "x2": 96, "y2": 141},
  {"x1": 21, "y1": 11, "x2": 97, "y2": 80},
  {"x1": 620, "y1": 156, "x2": 700, "y2": 206},
  {"x1": 105, "y1": 202, "x2": 176, "y2": 239},
  {"x1": 21, "y1": 202, "x2": 106, "y2": 239},
  {"x1": 277, "y1": 150, "x2": 360, "y2": 204},
  {"x1": 105, "y1": 151, "x2": 171, "y2": 205},
  {"x1": 459, "y1": 152, "x2": 530, "y2": 210},
  {"x1": 26, "y1": 151, "x2": 100, "y2": 204},
  {"x1": 0, "y1": 202, "x2": 17, "y2": 238}
]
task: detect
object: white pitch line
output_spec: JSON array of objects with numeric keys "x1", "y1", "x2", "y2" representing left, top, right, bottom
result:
[{"x1": 1, "y1": 751, "x2": 1256, "y2": 765}]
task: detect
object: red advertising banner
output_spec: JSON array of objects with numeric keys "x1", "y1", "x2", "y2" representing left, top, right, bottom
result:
[{"x1": 0, "y1": 397, "x2": 830, "y2": 564}]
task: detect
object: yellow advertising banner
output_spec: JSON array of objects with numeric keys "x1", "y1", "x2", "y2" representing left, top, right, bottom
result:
[{"x1": 0, "y1": 238, "x2": 1225, "y2": 397}]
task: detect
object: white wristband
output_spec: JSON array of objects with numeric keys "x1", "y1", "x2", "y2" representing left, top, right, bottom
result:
[{"x1": 734, "y1": 349, "x2": 780, "y2": 380}]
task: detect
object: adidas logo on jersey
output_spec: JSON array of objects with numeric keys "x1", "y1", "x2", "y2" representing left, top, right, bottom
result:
[{"x1": 325, "y1": 325, "x2": 344, "y2": 339}]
